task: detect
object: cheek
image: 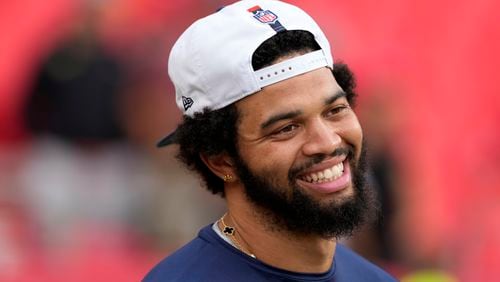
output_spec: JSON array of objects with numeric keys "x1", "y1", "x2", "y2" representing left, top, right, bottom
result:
[
  {"x1": 340, "y1": 115, "x2": 363, "y2": 155},
  {"x1": 239, "y1": 141, "x2": 299, "y2": 178}
]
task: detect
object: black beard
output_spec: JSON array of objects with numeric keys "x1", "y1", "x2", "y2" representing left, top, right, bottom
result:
[{"x1": 232, "y1": 143, "x2": 375, "y2": 239}]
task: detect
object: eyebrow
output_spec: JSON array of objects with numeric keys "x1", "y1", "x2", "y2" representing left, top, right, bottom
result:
[
  {"x1": 324, "y1": 90, "x2": 347, "y2": 105},
  {"x1": 260, "y1": 110, "x2": 302, "y2": 130},
  {"x1": 259, "y1": 90, "x2": 347, "y2": 130}
]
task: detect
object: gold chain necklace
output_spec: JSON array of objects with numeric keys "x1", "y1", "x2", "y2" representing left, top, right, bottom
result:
[{"x1": 219, "y1": 213, "x2": 256, "y2": 259}]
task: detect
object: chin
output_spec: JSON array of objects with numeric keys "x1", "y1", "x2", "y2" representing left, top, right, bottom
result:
[{"x1": 297, "y1": 180, "x2": 355, "y2": 204}]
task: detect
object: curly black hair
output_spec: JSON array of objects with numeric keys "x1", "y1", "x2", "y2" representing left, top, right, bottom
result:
[{"x1": 174, "y1": 30, "x2": 358, "y2": 197}]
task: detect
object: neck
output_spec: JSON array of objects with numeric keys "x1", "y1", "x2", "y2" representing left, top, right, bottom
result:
[{"x1": 224, "y1": 189, "x2": 336, "y2": 273}]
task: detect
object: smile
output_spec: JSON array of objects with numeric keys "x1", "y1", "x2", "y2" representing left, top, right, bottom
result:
[{"x1": 300, "y1": 162, "x2": 344, "y2": 183}]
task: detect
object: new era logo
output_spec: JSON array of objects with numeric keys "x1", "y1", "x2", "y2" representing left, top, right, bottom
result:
[{"x1": 182, "y1": 96, "x2": 194, "y2": 111}]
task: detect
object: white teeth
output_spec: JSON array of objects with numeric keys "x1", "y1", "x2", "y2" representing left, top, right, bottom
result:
[
  {"x1": 311, "y1": 174, "x2": 318, "y2": 182},
  {"x1": 301, "y1": 162, "x2": 345, "y2": 183},
  {"x1": 323, "y1": 168, "x2": 333, "y2": 179},
  {"x1": 330, "y1": 166, "x2": 338, "y2": 177}
]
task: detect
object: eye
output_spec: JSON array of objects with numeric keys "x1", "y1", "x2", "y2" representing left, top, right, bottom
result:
[
  {"x1": 272, "y1": 124, "x2": 300, "y2": 137},
  {"x1": 326, "y1": 104, "x2": 350, "y2": 117},
  {"x1": 278, "y1": 124, "x2": 299, "y2": 134}
]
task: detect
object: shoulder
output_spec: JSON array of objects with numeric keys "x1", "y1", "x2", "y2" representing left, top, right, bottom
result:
[
  {"x1": 143, "y1": 237, "x2": 208, "y2": 281},
  {"x1": 142, "y1": 225, "x2": 264, "y2": 282},
  {"x1": 143, "y1": 225, "x2": 219, "y2": 282},
  {"x1": 334, "y1": 244, "x2": 398, "y2": 281}
]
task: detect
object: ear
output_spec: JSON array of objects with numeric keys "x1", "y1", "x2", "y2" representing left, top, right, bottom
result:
[{"x1": 200, "y1": 152, "x2": 237, "y2": 181}]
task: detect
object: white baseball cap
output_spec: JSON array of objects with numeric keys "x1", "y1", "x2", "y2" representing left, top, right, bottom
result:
[{"x1": 158, "y1": 0, "x2": 333, "y2": 146}]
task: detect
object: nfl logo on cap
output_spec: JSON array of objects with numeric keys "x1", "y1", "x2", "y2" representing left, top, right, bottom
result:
[{"x1": 253, "y1": 9, "x2": 278, "y2": 24}]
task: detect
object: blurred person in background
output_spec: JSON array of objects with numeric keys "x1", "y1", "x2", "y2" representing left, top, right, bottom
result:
[
  {"x1": 21, "y1": 0, "x2": 224, "y2": 246},
  {"x1": 18, "y1": 0, "x2": 144, "y2": 261},
  {"x1": 1, "y1": 2, "x2": 225, "y2": 280},
  {"x1": 144, "y1": 0, "x2": 396, "y2": 281}
]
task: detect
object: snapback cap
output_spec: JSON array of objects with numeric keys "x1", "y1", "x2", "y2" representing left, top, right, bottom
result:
[{"x1": 158, "y1": 0, "x2": 333, "y2": 147}]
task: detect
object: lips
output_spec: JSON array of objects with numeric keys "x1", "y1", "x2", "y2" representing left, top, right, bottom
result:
[{"x1": 296, "y1": 158, "x2": 351, "y2": 194}]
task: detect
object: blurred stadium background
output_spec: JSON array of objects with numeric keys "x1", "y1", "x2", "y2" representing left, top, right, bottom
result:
[{"x1": 0, "y1": 0, "x2": 499, "y2": 281}]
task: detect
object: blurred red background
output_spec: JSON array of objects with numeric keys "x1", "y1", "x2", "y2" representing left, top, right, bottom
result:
[{"x1": 1, "y1": 0, "x2": 499, "y2": 281}]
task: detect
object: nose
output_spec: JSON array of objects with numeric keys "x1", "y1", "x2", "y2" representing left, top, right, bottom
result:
[{"x1": 301, "y1": 119, "x2": 341, "y2": 156}]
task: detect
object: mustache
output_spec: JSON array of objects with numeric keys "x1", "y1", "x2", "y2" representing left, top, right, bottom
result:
[{"x1": 288, "y1": 147, "x2": 355, "y2": 180}]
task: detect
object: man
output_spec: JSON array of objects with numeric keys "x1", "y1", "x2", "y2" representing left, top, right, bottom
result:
[{"x1": 144, "y1": 0, "x2": 397, "y2": 281}]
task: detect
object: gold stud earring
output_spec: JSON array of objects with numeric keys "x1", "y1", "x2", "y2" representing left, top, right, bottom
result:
[{"x1": 223, "y1": 174, "x2": 233, "y2": 182}]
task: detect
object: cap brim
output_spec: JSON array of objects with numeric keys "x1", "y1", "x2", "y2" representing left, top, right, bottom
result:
[{"x1": 156, "y1": 130, "x2": 178, "y2": 147}]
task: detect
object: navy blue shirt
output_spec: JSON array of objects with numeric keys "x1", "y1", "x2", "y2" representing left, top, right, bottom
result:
[{"x1": 144, "y1": 224, "x2": 397, "y2": 281}]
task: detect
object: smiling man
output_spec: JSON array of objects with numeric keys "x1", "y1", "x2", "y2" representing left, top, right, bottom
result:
[{"x1": 144, "y1": 0, "x2": 397, "y2": 281}]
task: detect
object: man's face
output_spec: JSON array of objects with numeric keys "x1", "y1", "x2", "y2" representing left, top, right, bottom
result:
[{"x1": 233, "y1": 67, "x2": 371, "y2": 238}]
